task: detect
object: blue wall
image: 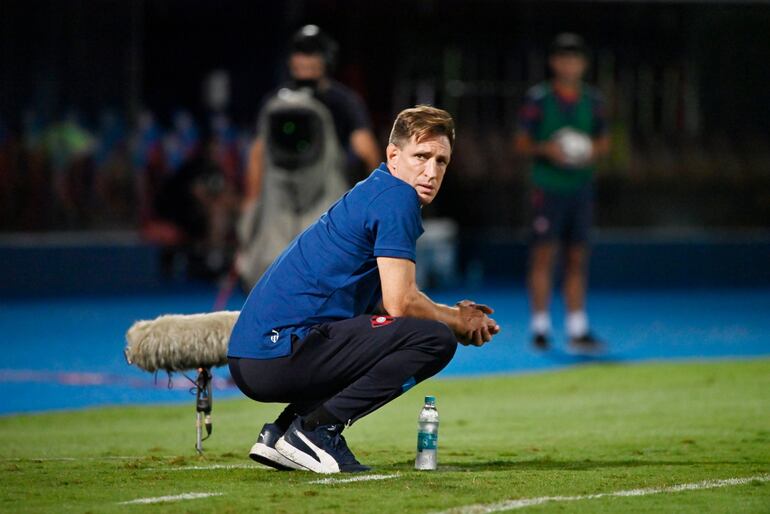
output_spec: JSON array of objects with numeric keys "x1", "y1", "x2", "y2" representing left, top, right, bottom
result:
[
  {"x1": 0, "y1": 235, "x2": 164, "y2": 297},
  {"x1": 1, "y1": 231, "x2": 769, "y2": 298},
  {"x1": 462, "y1": 232, "x2": 770, "y2": 288}
]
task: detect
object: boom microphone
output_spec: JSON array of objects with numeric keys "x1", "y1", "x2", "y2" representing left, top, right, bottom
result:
[
  {"x1": 124, "y1": 311, "x2": 239, "y2": 372},
  {"x1": 124, "y1": 310, "x2": 240, "y2": 454}
]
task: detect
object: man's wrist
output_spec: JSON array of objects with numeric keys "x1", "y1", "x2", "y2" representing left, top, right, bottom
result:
[{"x1": 443, "y1": 304, "x2": 463, "y2": 335}]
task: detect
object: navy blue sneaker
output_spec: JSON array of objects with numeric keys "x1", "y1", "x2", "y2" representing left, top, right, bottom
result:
[
  {"x1": 249, "y1": 423, "x2": 305, "y2": 471},
  {"x1": 567, "y1": 332, "x2": 607, "y2": 356},
  {"x1": 275, "y1": 418, "x2": 371, "y2": 474},
  {"x1": 532, "y1": 333, "x2": 550, "y2": 351}
]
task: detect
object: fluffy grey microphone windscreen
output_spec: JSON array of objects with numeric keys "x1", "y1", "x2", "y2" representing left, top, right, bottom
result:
[{"x1": 125, "y1": 311, "x2": 240, "y2": 372}]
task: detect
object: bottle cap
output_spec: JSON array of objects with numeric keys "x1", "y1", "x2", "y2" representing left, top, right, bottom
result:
[{"x1": 425, "y1": 395, "x2": 436, "y2": 404}]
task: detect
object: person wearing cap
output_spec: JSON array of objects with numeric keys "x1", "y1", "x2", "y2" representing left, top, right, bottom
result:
[
  {"x1": 513, "y1": 33, "x2": 611, "y2": 354},
  {"x1": 244, "y1": 25, "x2": 381, "y2": 206}
]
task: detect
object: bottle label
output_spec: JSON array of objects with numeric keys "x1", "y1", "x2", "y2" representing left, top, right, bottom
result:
[{"x1": 417, "y1": 432, "x2": 437, "y2": 451}]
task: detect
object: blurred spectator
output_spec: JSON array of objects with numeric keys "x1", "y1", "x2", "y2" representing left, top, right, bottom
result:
[
  {"x1": 243, "y1": 24, "x2": 380, "y2": 207},
  {"x1": 513, "y1": 33, "x2": 611, "y2": 354},
  {"x1": 150, "y1": 136, "x2": 239, "y2": 279},
  {"x1": 210, "y1": 113, "x2": 243, "y2": 189},
  {"x1": 238, "y1": 25, "x2": 381, "y2": 287},
  {"x1": 94, "y1": 110, "x2": 125, "y2": 169},
  {"x1": 42, "y1": 111, "x2": 96, "y2": 227},
  {"x1": 131, "y1": 110, "x2": 165, "y2": 224},
  {"x1": 93, "y1": 110, "x2": 134, "y2": 227},
  {"x1": 164, "y1": 110, "x2": 200, "y2": 173}
]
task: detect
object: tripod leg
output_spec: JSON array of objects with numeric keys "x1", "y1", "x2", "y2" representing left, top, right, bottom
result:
[
  {"x1": 195, "y1": 367, "x2": 213, "y2": 453},
  {"x1": 196, "y1": 411, "x2": 203, "y2": 454}
]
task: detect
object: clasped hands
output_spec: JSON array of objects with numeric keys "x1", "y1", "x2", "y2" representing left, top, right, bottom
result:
[{"x1": 455, "y1": 299, "x2": 500, "y2": 347}]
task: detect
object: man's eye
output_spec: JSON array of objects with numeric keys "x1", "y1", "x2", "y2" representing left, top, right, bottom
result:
[{"x1": 416, "y1": 154, "x2": 427, "y2": 160}]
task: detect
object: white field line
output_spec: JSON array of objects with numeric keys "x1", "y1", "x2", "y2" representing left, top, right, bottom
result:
[
  {"x1": 148, "y1": 463, "x2": 260, "y2": 471},
  {"x1": 309, "y1": 473, "x2": 400, "y2": 485},
  {"x1": 434, "y1": 474, "x2": 770, "y2": 514},
  {"x1": 1, "y1": 456, "x2": 162, "y2": 462},
  {"x1": 118, "y1": 492, "x2": 223, "y2": 505}
]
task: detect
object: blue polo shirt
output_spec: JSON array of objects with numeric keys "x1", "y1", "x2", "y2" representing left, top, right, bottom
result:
[{"x1": 228, "y1": 163, "x2": 424, "y2": 359}]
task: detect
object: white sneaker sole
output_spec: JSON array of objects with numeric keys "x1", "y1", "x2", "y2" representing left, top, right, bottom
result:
[
  {"x1": 249, "y1": 442, "x2": 307, "y2": 471},
  {"x1": 275, "y1": 433, "x2": 341, "y2": 474}
]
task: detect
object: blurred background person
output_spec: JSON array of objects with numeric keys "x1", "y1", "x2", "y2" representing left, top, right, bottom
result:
[
  {"x1": 513, "y1": 33, "x2": 611, "y2": 355},
  {"x1": 152, "y1": 135, "x2": 239, "y2": 280},
  {"x1": 42, "y1": 111, "x2": 96, "y2": 228},
  {"x1": 164, "y1": 110, "x2": 201, "y2": 175},
  {"x1": 237, "y1": 25, "x2": 381, "y2": 288},
  {"x1": 131, "y1": 110, "x2": 166, "y2": 227},
  {"x1": 92, "y1": 109, "x2": 133, "y2": 227},
  {"x1": 210, "y1": 113, "x2": 243, "y2": 191},
  {"x1": 244, "y1": 25, "x2": 380, "y2": 203}
]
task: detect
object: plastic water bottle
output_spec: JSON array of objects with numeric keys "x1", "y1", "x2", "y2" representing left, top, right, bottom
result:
[{"x1": 415, "y1": 395, "x2": 439, "y2": 470}]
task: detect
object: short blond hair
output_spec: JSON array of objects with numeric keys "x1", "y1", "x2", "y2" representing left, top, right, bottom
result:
[{"x1": 388, "y1": 105, "x2": 455, "y2": 149}]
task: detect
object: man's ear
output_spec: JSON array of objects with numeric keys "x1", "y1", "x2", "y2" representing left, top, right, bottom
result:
[{"x1": 386, "y1": 143, "x2": 400, "y2": 168}]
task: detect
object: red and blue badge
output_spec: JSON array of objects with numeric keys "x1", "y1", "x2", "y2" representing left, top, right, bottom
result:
[{"x1": 370, "y1": 315, "x2": 395, "y2": 328}]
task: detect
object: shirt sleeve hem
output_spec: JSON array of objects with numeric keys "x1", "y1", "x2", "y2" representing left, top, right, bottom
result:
[{"x1": 373, "y1": 248, "x2": 416, "y2": 261}]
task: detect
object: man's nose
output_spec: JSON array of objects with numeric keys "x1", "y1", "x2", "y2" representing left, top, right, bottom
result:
[{"x1": 424, "y1": 159, "x2": 438, "y2": 179}]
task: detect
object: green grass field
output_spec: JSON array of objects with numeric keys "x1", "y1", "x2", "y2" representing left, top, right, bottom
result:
[{"x1": 1, "y1": 359, "x2": 769, "y2": 513}]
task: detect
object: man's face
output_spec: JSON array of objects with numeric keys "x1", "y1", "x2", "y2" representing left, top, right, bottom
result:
[
  {"x1": 288, "y1": 52, "x2": 326, "y2": 81},
  {"x1": 549, "y1": 53, "x2": 587, "y2": 83},
  {"x1": 386, "y1": 134, "x2": 452, "y2": 206}
]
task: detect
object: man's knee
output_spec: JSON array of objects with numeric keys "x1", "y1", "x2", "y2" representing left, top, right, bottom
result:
[
  {"x1": 437, "y1": 323, "x2": 458, "y2": 364},
  {"x1": 564, "y1": 244, "x2": 589, "y2": 274},
  {"x1": 415, "y1": 319, "x2": 458, "y2": 364}
]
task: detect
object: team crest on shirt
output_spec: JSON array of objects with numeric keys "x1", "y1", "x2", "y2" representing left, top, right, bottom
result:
[{"x1": 370, "y1": 315, "x2": 395, "y2": 328}]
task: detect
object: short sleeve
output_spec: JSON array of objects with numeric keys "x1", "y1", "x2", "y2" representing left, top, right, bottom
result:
[
  {"x1": 343, "y1": 92, "x2": 372, "y2": 132},
  {"x1": 320, "y1": 82, "x2": 373, "y2": 148},
  {"x1": 368, "y1": 185, "x2": 423, "y2": 261}
]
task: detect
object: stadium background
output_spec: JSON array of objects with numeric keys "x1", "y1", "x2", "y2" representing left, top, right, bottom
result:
[
  {"x1": 3, "y1": 0, "x2": 770, "y2": 233},
  {"x1": 1, "y1": 1, "x2": 769, "y2": 511},
  {"x1": 1, "y1": 0, "x2": 769, "y2": 403},
  {"x1": 0, "y1": 0, "x2": 770, "y2": 448}
]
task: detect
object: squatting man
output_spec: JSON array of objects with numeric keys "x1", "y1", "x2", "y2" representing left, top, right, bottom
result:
[{"x1": 227, "y1": 106, "x2": 500, "y2": 473}]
